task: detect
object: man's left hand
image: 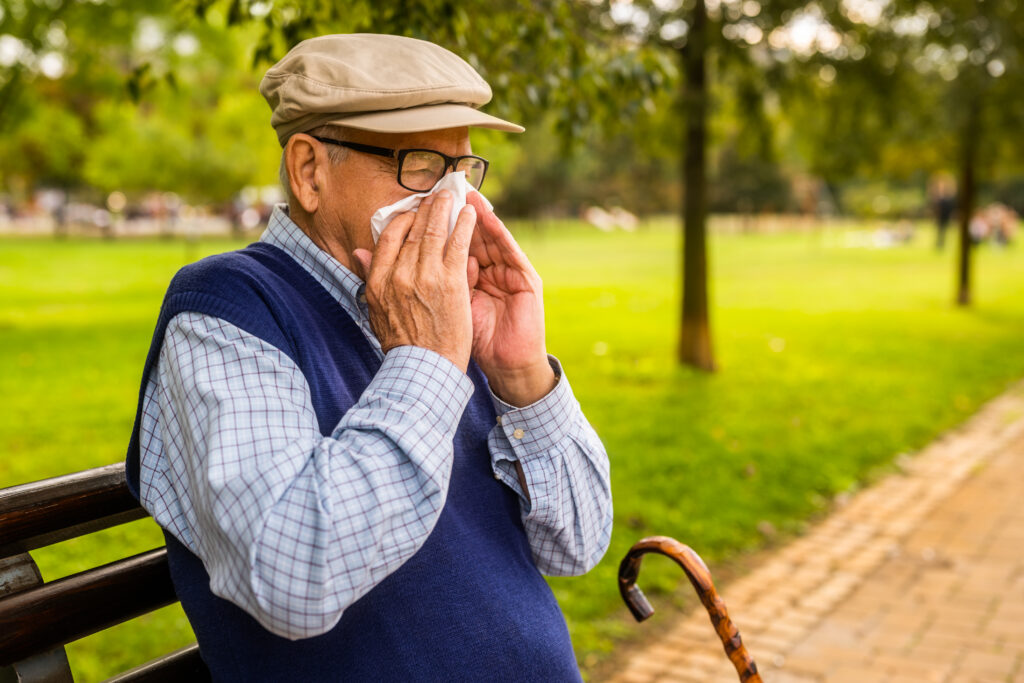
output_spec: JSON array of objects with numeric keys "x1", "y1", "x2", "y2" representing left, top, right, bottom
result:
[{"x1": 466, "y1": 192, "x2": 555, "y2": 407}]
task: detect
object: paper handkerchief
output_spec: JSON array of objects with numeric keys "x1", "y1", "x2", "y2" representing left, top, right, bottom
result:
[{"x1": 369, "y1": 171, "x2": 492, "y2": 244}]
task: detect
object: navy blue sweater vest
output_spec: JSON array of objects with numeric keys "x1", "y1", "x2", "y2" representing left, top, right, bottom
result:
[{"x1": 125, "y1": 243, "x2": 581, "y2": 682}]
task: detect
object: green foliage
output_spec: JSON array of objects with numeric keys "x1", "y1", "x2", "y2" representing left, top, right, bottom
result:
[
  {"x1": 0, "y1": 0, "x2": 678, "y2": 208},
  {"x1": 783, "y1": 0, "x2": 1024, "y2": 183},
  {"x1": 0, "y1": 95, "x2": 86, "y2": 188},
  {"x1": 5, "y1": 0, "x2": 1023, "y2": 215},
  {"x1": 839, "y1": 180, "x2": 927, "y2": 219},
  {"x1": 709, "y1": 143, "x2": 794, "y2": 213},
  {"x1": 78, "y1": 87, "x2": 279, "y2": 202},
  {"x1": 488, "y1": 117, "x2": 682, "y2": 218},
  {"x1": 0, "y1": 0, "x2": 281, "y2": 201},
  {"x1": 180, "y1": 0, "x2": 673, "y2": 141},
  {"x1": 3, "y1": 224, "x2": 1024, "y2": 677}
]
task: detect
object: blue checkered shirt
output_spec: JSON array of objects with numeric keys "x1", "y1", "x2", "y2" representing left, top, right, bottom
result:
[{"x1": 137, "y1": 205, "x2": 612, "y2": 638}]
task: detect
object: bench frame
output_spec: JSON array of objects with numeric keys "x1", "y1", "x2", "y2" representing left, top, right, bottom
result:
[{"x1": 0, "y1": 463, "x2": 210, "y2": 682}]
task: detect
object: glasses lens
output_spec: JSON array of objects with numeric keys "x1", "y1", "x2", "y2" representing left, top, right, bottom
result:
[
  {"x1": 457, "y1": 157, "x2": 487, "y2": 189},
  {"x1": 400, "y1": 151, "x2": 445, "y2": 191}
]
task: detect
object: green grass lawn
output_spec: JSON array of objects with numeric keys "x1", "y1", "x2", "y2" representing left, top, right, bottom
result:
[{"x1": 2, "y1": 221, "x2": 1023, "y2": 680}]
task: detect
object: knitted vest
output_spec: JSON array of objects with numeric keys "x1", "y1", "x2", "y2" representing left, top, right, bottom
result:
[{"x1": 125, "y1": 242, "x2": 581, "y2": 682}]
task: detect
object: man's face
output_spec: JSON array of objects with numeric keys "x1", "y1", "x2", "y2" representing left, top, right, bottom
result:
[{"x1": 313, "y1": 126, "x2": 472, "y2": 269}]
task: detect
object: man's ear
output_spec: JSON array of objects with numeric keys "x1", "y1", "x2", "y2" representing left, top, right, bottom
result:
[{"x1": 285, "y1": 134, "x2": 327, "y2": 214}]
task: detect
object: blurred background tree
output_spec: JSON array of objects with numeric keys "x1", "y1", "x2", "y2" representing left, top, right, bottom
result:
[
  {"x1": 884, "y1": 0, "x2": 1024, "y2": 306},
  {"x1": 777, "y1": 0, "x2": 1024, "y2": 305},
  {"x1": 2, "y1": 0, "x2": 1023, "y2": 354},
  {"x1": 594, "y1": 0, "x2": 812, "y2": 371},
  {"x1": 0, "y1": 0, "x2": 281, "y2": 206}
]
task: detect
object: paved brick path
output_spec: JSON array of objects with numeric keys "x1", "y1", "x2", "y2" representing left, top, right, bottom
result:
[{"x1": 604, "y1": 384, "x2": 1024, "y2": 683}]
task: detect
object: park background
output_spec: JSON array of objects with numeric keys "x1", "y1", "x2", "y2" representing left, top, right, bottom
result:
[{"x1": 2, "y1": 0, "x2": 1023, "y2": 680}]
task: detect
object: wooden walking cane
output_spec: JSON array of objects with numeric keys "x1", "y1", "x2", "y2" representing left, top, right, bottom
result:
[{"x1": 618, "y1": 536, "x2": 762, "y2": 683}]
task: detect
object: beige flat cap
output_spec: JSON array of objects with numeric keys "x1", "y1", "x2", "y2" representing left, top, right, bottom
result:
[{"x1": 260, "y1": 33, "x2": 524, "y2": 146}]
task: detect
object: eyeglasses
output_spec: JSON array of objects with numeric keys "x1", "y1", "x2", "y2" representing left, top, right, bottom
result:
[{"x1": 312, "y1": 137, "x2": 490, "y2": 193}]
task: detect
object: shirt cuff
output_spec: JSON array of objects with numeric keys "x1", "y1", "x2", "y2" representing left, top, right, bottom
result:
[
  {"x1": 489, "y1": 355, "x2": 574, "y2": 457},
  {"x1": 340, "y1": 345, "x2": 475, "y2": 436}
]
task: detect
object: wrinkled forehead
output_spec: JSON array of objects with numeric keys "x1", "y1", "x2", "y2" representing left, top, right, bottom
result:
[{"x1": 345, "y1": 126, "x2": 472, "y2": 155}]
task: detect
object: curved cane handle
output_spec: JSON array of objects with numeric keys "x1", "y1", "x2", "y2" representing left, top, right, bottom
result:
[{"x1": 618, "y1": 536, "x2": 762, "y2": 683}]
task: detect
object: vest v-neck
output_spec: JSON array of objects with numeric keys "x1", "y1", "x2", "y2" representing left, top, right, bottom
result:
[{"x1": 242, "y1": 241, "x2": 381, "y2": 371}]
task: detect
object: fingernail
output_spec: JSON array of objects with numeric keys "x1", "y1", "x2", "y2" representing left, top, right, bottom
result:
[
  {"x1": 436, "y1": 190, "x2": 451, "y2": 200},
  {"x1": 422, "y1": 194, "x2": 435, "y2": 205}
]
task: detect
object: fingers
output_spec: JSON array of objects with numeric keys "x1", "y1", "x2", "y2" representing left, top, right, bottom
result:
[
  {"x1": 371, "y1": 211, "x2": 416, "y2": 274},
  {"x1": 467, "y1": 215, "x2": 490, "y2": 267},
  {"x1": 444, "y1": 204, "x2": 475, "y2": 272},
  {"x1": 467, "y1": 193, "x2": 501, "y2": 267},
  {"x1": 467, "y1": 191, "x2": 506, "y2": 240},
  {"x1": 467, "y1": 192, "x2": 533, "y2": 272},
  {"x1": 397, "y1": 193, "x2": 436, "y2": 265},
  {"x1": 418, "y1": 191, "x2": 454, "y2": 264},
  {"x1": 466, "y1": 191, "x2": 489, "y2": 215}
]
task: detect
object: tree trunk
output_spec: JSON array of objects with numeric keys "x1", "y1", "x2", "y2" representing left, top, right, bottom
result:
[
  {"x1": 956, "y1": 100, "x2": 980, "y2": 307},
  {"x1": 677, "y1": 0, "x2": 715, "y2": 370}
]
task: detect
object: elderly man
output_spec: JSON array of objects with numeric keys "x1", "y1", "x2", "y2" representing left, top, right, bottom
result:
[{"x1": 125, "y1": 34, "x2": 611, "y2": 681}]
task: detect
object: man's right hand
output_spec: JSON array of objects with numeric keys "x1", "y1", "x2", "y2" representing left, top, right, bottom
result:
[{"x1": 353, "y1": 191, "x2": 476, "y2": 372}]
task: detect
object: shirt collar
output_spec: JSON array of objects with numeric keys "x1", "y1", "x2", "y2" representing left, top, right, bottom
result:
[{"x1": 259, "y1": 204, "x2": 366, "y2": 321}]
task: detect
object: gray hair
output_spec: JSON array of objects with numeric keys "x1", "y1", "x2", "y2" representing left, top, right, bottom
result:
[{"x1": 279, "y1": 125, "x2": 352, "y2": 205}]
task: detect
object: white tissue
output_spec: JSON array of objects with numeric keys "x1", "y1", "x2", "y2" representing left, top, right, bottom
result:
[{"x1": 369, "y1": 171, "x2": 492, "y2": 244}]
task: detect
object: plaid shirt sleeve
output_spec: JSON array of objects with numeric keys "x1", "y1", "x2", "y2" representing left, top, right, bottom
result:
[
  {"x1": 139, "y1": 312, "x2": 475, "y2": 639},
  {"x1": 487, "y1": 357, "x2": 613, "y2": 577}
]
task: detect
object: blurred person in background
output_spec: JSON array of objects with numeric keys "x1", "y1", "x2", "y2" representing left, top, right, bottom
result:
[{"x1": 975, "y1": 203, "x2": 1019, "y2": 246}]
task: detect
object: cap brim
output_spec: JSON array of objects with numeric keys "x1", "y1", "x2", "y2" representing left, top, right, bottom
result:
[{"x1": 324, "y1": 103, "x2": 524, "y2": 134}]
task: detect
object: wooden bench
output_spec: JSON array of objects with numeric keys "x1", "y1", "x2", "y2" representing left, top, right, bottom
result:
[
  {"x1": 0, "y1": 463, "x2": 211, "y2": 682},
  {"x1": 1, "y1": 464, "x2": 762, "y2": 682}
]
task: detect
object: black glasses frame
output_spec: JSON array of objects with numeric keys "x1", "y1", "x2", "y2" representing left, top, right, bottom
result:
[{"x1": 311, "y1": 136, "x2": 489, "y2": 192}]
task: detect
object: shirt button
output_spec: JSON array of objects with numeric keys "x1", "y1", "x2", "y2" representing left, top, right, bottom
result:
[
  {"x1": 496, "y1": 415, "x2": 503, "y2": 425},
  {"x1": 358, "y1": 292, "x2": 367, "y2": 304},
  {"x1": 513, "y1": 428, "x2": 525, "y2": 440},
  {"x1": 494, "y1": 473, "x2": 501, "y2": 480}
]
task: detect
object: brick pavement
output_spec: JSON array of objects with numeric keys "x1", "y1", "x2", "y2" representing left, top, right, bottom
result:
[{"x1": 603, "y1": 384, "x2": 1024, "y2": 683}]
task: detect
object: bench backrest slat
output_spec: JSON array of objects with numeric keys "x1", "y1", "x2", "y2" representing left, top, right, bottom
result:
[
  {"x1": 0, "y1": 464, "x2": 212, "y2": 681},
  {"x1": 0, "y1": 549, "x2": 176, "y2": 666},
  {"x1": 0, "y1": 464, "x2": 146, "y2": 557},
  {"x1": 103, "y1": 644, "x2": 210, "y2": 683}
]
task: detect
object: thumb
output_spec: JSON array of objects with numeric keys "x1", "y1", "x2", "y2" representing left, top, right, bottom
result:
[{"x1": 352, "y1": 248, "x2": 373, "y2": 280}]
